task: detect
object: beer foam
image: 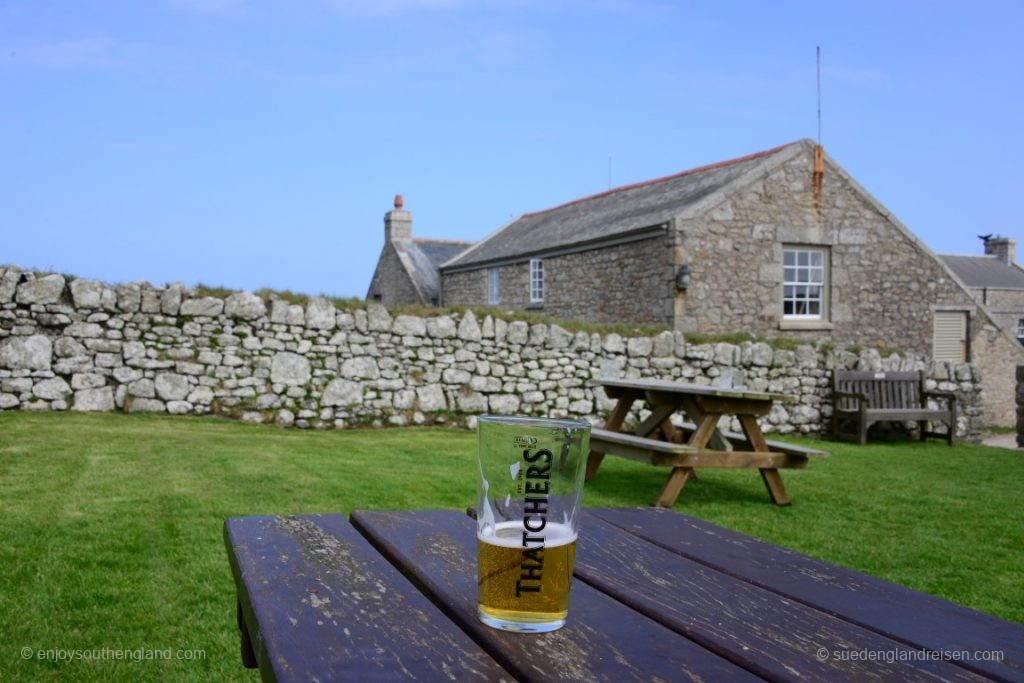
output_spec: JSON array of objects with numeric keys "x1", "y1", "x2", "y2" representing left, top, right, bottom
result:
[{"x1": 478, "y1": 520, "x2": 576, "y2": 548}]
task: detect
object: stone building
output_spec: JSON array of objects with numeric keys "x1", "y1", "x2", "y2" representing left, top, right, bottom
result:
[
  {"x1": 939, "y1": 236, "x2": 1024, "y2": 346},
  {"x1": 366, "y1": 195, "x2": 473, "y2": 306},
  {"x1": 438, "y1": 139, "x2": 1024, "y2": 425}
]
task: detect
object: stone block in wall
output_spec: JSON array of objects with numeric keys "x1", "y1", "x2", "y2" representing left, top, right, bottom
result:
[
  {"x1": 426, "y1": 315, "x2": 456, "y2": 339},
  {"x1": 506, "y1": 321, "x2": 529, "y2": 345},
  {"x1": 0, "y1": 269, "x2": 20, "y2": 303},
  {"x1": 366, "y1": 303, "x2": 392, "y2": 332},
  {"x1": 488, "y1": 394, "x2": 520, "y2": 414},
  {"x1": 72, "y1": 387, "x2": 115, "y2": 412},
  {"x1": 627, "y1": 337, "x2": 652, "y2": 357},
  {"x1": 69, "y1": 279, "x2": 104, "y2": 308},
  {"x1": 16, "y1": 274, "x2": 65, "y2": 305},
  {"x1": 271, "y1": 352, "x2": 312, "y2": 386},
  {"x1": 155, "y1": 373, "x2": 190, "y2": 401},
  {"x1": 323, "y1": 379, "x2": 362, "y2": 407},
  {"x1": 393, "y1": 315, "x2": 426, "y2": 336},
  {"x1": 270, "y1": 299, "x2": 289, "y2": 323},
  {"x1": 652, "y1": 331, "x2": 674, "y2": 358},
  {"x1": 33, "y1": 377, "x2": 72, "y2": 401},
  {"x1": 224, "y1": 292, "x2": 266, "y2": 320},
  {"x1": 128, "y1": 378, "x2": 156, "y2": 398},
  {"x1": 128, "y1": 398, "x2": 165, "y2": 413},
  {"x1": 0, "y1": 335, "x2": 52, "y2": 371},
  {"x1": 455, "y1": 391, "x2": 488, "y2": 413},
  {"x1": 458, "y1": 312, "x2": 481, "y2": 342},
  {"x1": 160, "y1": 285, "x2": 183, "y2": 315},
  {"x1": 305, "y1": 297, "x2": 336, "y2": 330},
  {"x1": 181, "y1": 297, "x2": 225, "y2": 317},
  {"x1": 415, "y1": 385, "x2": 446, "y2": 412},
  {"x1": 602, "y1": 334, "x2": 624, "y2": 354},
  {"x1": 115, "y1": 283, "x2": 141, "y2": 312},
  {"x1": 340, "y1": 357, "x2": 379, "y2": 380},
  {"x1": 71, "y1": 373, "x2": 106, "y2": 390}
]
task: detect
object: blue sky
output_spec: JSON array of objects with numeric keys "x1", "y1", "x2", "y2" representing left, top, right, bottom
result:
[{"x1": 2, "y1": 1, "x2": 1022, "y2": 297}]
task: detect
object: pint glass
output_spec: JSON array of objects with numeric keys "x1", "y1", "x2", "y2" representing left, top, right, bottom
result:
[{"x1": 475, "y1": 415, "x2": 591, "y2": 633}]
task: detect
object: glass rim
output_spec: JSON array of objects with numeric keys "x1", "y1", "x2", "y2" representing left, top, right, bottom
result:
[{"x1": 477, "y1": 415, "x2": 590, "y2": 431}]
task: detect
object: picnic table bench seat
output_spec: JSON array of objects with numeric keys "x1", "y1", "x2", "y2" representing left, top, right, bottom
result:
[
  {"x1": 589, "y1": 427, "x2": 826, "y2": 470},
  {"x1": 831, "y1": 370, "x2": 956, "y2": 445}
]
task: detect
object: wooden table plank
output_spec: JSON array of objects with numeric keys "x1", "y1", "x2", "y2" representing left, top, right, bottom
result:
[
  {"x1": 573, "y1": 513, "x2": 988, "y2": 682},
  {"x1": 587, "y1": 507, "x2": 1024, "y2": 682},
  {"x1": 600, "y1": 377, "x2": 793, "y2": 403},
  {"x1": 225, "y1": 515, "x2": 512, "y2": 682},
  {"x1": 350, "y1": 509, "x2": 759, "y2": 683}
]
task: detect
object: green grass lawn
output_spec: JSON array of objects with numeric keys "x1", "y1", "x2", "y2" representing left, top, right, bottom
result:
[{"x1": 1, "y1": 412, "x2": 1022, "y2": 681}]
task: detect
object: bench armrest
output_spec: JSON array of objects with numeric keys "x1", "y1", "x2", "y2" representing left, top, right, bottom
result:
[{"x1": 832, "y1": 390, "x2": 867, "y2": 407}]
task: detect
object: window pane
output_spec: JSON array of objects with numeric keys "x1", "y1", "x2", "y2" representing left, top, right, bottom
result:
[
  {"x1": 784, "y1": 250, "x2": 795, "y2": 266},
  {"x1": 784, "y1": 301, "x2": 793, "y2": 315},
  {"x1": 810, "y1": 268, "x2": 823, "y2": 283},
  {"x1": 797, "y1": 269, "x2": 808, "y2": 283},
  {"x1": 810, "y1": 251, "x2": 823, "y2": 266},
  {"x1": 798, "y1": 251, "x2": 809, "y2": 266}
]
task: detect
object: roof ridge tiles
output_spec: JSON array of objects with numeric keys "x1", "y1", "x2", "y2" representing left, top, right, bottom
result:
[
  {"x1": 411, "y1": 237, "x2": 475, "y2": 245},
  {"x1": 520, "y1": 140, "x2": 800, "y2": 219}
]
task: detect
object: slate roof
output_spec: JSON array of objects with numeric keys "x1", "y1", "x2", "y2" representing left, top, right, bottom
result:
[
  {"x1": 403, "y1": 238, "x2": 474, "y2": 303},
  {"x1": 442, "y1": 140, "x2": 802, "y2": 270},
  {"x1": 938, "y1": 255, "x2": 1024, "y2": 289}
]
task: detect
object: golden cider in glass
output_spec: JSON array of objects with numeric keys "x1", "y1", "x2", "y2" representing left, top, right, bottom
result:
[{"x1": 477, "y1": 521, "x2": 576, "y2": 628}]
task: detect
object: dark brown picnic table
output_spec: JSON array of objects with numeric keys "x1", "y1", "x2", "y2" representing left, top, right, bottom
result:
[
  {"x1": 587, "y1": 378, "x2": 827, "y2": 506},
  {"x1": 224, "y1": 508, "x2": 1024, "y2": 682}
]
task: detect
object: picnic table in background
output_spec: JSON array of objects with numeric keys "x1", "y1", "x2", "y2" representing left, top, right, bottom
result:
[
  {"x1": 224, "y1": 507, "x2": 1024, "y2": 681},
  {"x1": 587, "y1": 378, "x2": 827, "y2": 506}
]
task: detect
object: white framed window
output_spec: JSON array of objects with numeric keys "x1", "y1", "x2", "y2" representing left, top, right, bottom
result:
[
  {"x1": 529, "y1": 259, "x2": 544, "y2": 304},
  {"x1": 487, "y1": 268, "x2": 500, "y2": 305},
  {"x1": 783, "y1": 247, "x2": 827, "y2": 319},
  {"x1": 1017, "y1": 318, "x2": 1024, "y2": 344}
]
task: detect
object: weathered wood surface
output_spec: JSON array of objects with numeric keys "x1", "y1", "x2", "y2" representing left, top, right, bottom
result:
[
  {"x1": 227, "y1": 508, "x2": 1017, "y2": 681},
  {"x1": 587, "y1": 507, "x2": 1024, "y2": 682},
  {"x1": 224, "y1": 515, "x2": 512, "y2": 682},
  {"x1": 350, "y1": 508, "x2": 755, "y2": 682},
  {"x1": 601, "y1": 377, "x2": 792, "y2": 402},
  {"x1": 573, "y1": 513, "x2": 990, "y2": 682}
]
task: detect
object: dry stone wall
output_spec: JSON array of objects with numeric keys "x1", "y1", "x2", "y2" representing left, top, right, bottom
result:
[{"x1": 0, "y1": 266, "x2": 983, "y2": 440}]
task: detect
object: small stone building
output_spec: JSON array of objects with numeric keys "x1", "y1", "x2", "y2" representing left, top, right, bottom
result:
[
  {"x1": 438, "y1": 139, "x2": 1024, "y2": 425},
  {"x1": 366, "y1": 195, "x2": 473, "y2": 307},
  {"x1": 939, "y1": 236, "x2": 1024, "y2": 346}
]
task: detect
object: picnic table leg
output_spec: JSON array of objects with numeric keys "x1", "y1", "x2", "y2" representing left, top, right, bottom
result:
[
  {"x1": 737, "y1": 415, "x2": 792, "y2": 507},
  {"x1": 237, "y1": 601, "x2": 258, "y2": 669},
  {"x1": 586, "y1": 396, "x2": 634, "y2": 481},
  {"x1": 653, "y1": 467, "x2": 695, "y2": 507}
]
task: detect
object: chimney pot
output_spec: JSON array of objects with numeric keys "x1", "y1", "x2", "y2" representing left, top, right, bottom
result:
[{"x1": 394, "y1": 194, "x2": 403, "y2": 209}]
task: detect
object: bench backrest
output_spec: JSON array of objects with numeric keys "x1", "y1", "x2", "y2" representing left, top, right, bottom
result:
[{"x1": 833, "y1": 370, "x2": 923, "y2": 410}]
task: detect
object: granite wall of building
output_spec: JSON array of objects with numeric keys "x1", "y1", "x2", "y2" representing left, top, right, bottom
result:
[
  {"x1": 0, "y1": 266, "x2": 982, "y2": 439},
  {"x1": 442, "y1": 235, "x2": 674, "y2": 326}
]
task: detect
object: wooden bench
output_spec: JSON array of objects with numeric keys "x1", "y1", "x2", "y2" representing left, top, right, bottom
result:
[{"x1": 831, "y1": 370, "x2": 956, "y2": 445}]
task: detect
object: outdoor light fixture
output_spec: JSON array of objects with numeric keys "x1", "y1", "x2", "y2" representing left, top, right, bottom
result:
[{"x1": 675, "y1": 264, "x2": 691, "y2": 291}]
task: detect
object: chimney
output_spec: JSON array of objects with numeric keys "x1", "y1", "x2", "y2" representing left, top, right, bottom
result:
[
  {"x1": 384, "y1": 194, "x2": 412, "y2": 242},
  {"x1": 984, "y1": 236, "x2": 1016, "y2": 266}
]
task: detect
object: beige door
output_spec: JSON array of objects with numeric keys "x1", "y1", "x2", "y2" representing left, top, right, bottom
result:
[{"x1": 933, "y1": 311, "x2": 968, "y2": 362}]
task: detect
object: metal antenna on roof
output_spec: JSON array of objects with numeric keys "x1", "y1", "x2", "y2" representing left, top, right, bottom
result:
[{"x1": 816, "y1": 45, "x2": 822, "y2": 146}]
